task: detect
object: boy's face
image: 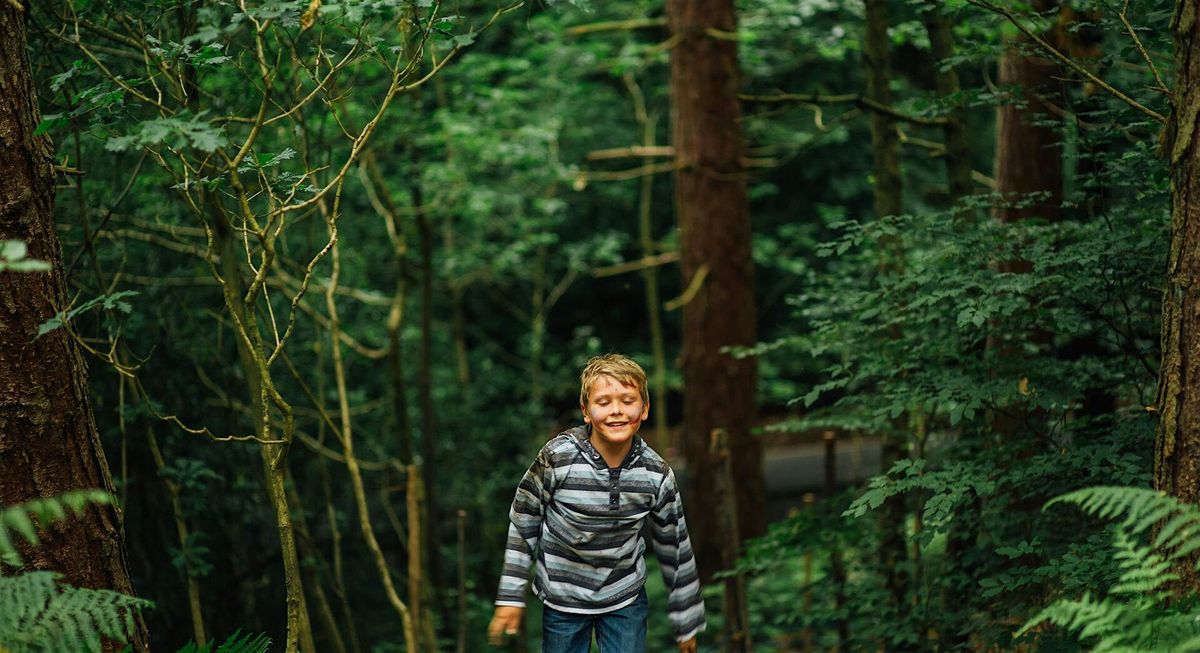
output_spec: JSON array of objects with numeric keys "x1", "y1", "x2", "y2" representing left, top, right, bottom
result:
[{"x1": 582, "y1": 375, "x2": 649, "y2": 449}]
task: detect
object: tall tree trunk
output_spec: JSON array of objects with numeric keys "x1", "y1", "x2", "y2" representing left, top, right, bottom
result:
[
  {"x1": 994, "y1": 1, "x2": 1063, "y2": 228},
  {"x1": 985, "y1": 0, "x2": 1064, "y2": 628},
  {"x1": 0, "y1": 4, "x2": 148, "y2": 651},
  {"x1": 414, "y1": 192, "x2": 444, "y2": 626},
  {"x1": 921, "y1": 2, "x2": 973, "y2": 203},
  {"x1": 989, "y1": 2, "x2": 1063, "y2": 445},
  {"x1": 1155, "y1": 0, "x2": 1200, "y2": 590},
  {"x1": 205, "y1": 198, "x2": 312, "y2": 653},
  {"x1": 864, "y1": 2, "x2": 915, "y2": 648},
  {"x1": 666, "y1": 0, "x2": 765, "y2": 582}
]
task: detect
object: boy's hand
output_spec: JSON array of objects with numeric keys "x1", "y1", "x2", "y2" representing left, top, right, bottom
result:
[
  {"x1": 488, "y1": 606, "x2": 525, "y2": 646},
  {"x1": 677, "y1": 637, "x2": 697, "y2": 653}
]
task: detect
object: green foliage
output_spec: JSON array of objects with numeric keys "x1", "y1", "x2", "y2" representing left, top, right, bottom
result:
[
  {"x1": 175, "y1": 630, "x2": 272, "y2": 653},
  {"x1": 14, "y1": 0, "x2": 1181, "y2": 649},
  {"x1": 0, "y1": 241, "x2": 50, "y2": 273},
  {"x1": 35, "y1": 291, "x2": 138, "y2": 340},
  {"x1": 0, "y1": 490, "x2": 113, "y2": 568},
  {"x1": 0, "y1": 492, "x2": 151, "y2": 653},
  {"x1": 0, "y1": 571, "x2": 152, "y2": 653},
  {"x1": 1020, "y1": 487, "x2": 1200, "y2": 651}
]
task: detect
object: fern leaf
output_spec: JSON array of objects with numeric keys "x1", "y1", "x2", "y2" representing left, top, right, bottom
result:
[
  {"x1": 0, "y1": 571, "x2": 150, "y2": 653},
  {"x1": 1129, "y1": 503, "x2": 1174, "y2": 535},
  {"x1": 1049, "y1": 487, "x2": 1180, "y2": 531},
  {"x1": 185, "y1": 630, "x2": 271, "y2": 653},
  {"x1": 0, "y1": 524, "x2": 21, "y2": 568},
  {"x1": 0, "y1": 491, "x2": 114, "y2": 568},
  {"x1": 4, "y1": 509, "x2": 37, "y2": 548},
  {"x1": 1111, "y1": 531, "x2": 1175, "y2": 595},
  {"x1": 1153, "y1": 511, "x2": 1200, "y2": 551}
]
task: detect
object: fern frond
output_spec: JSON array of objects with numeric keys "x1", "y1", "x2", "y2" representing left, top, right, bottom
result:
[
  {"x1": 210, "y1": 630, "x2": 271, "y2": 653},
  {"x1": 1034, "y1": 486, "x2": 1200, "y2": 652},
  {"x1": 0, "y1": 571, "x2": 151, "y2": 653},
  {"x1": 1020, "y1": 593, "x2": 1125, "y2": 638},
  {"x1": 1153, "y1": 511, "x2": 1200, "y2": 551},
  {"x1": 0, "y1": 490, "x2": 113, "y2": 568},
  {"x1": 174, "y1": 630, "x2": 271, "y2": 653},
  {"x1": 1047, "y1": 487, "x2": 1189, "y2": 536},
  {"x1": 1110, "y1": 531, "x2": 1175, "y2": 596}
]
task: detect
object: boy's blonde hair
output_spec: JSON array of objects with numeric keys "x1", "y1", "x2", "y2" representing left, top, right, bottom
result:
[{"x1": 579, "y1": 354, "x2": 649, "y2": 407}]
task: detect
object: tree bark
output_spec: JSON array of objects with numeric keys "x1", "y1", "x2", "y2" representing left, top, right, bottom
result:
[
  {"x1": 416, "y1": 207, "x2": 441, "y2": 583},
  {"x1": 667, "y1": 0, "x2": 765, "y2": 582},
  {"x1": 863, "y1": 2, "x2": 915, "y2": 647},
  {"x1": 0, "y1": 4, "x2": 148, "y2": 651},
  {"x1": 921, "y1": 2, "x2": 973, "y2": 202},
  {"x1": 1154, "y1": 0, "x2": 1200, "y2": 590},
  {"x1": 994, "y1": 0, "x2": 1063, "y2": 227}
]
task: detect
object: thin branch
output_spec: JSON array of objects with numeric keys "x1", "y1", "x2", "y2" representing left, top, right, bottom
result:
[
  {"x1": 966, "y1": 0, "x2": 1167, "y2": 123},
  {"x1": 575, "y1": 161, "x2": 681, "y2": 186},
  {"x1": 544, "y1": 266, "x2": 578, "y2": 313},
  {"x1": 593, "y1": 251, "x2": 681, "y2": 278},
  {"x1": 586, "y1": 145, "x2": 674, "y2": 161},
  {"x1": 664, "y1": 263, "x2": 709, "y2": 311},
  {"x1": 894, "y1": 131, "x2": 997, "y2": 188},
  {"x1": 1104, "y1": 0, "x2": 1169, "y2": 95},
  {"x1": 565, "y1": 17, "x2": 666, "y2": 35},
  {"x1": 741, "y1": 92, "x2": 948, "y2": 126},
  {"x1": 279, "y1": 0, "x2": 525, "y2": 217}
]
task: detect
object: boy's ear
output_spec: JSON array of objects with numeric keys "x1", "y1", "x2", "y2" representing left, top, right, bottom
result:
[{"x1": 581, "y1": 405, "x2": 590, "y2": 423}]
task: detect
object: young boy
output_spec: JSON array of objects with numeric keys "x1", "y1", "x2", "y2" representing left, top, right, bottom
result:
[{"x1": 488, "y1": 354, "x2": 705, "y2": 653}]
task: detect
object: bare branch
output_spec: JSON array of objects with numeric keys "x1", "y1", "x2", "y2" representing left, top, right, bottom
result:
[
  {"x1": 1104, "y1": 0, "x2": 1170, "y2": 95},
  {"x1": 966, "y1": 0, "x2": 1167, "y2": 123},
  {"x1": 565, "y1": 17, "x2": 666, "y2": 35},
  {"x1": 593, "y1": 251, "x2": 681, "y2": 278},
  {"x1": 586, "y1": 145, "x2": 674, "y2": 161},
  {"x1": 741, "y1": 92, "x2": 948, "y2": 126}
]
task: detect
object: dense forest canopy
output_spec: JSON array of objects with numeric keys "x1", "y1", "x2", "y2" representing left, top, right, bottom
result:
[{"x1": 1, "y1": 0, "x2": 1198, "y2": 651}]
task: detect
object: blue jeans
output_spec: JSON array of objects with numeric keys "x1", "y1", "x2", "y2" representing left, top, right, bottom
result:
[{"x1": 542, "y1": 589, "x2": 648, "y2": 653}]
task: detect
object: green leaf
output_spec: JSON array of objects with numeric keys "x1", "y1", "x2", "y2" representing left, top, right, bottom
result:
[
  {"x1": 2, "y1": 240, "x2": 28, "y2": 260},
  {"x1": 34, "y1": 114, "x2": 68, "y2": 136}
]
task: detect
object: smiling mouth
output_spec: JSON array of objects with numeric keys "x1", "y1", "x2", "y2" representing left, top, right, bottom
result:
[{"x1": 605, "y1": 422, "x2": 629, "y2": 428}]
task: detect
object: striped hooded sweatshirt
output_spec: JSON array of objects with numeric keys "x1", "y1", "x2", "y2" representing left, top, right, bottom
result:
[{"x1": 496, "y1": 425, "x2": 706, "y2": 642}]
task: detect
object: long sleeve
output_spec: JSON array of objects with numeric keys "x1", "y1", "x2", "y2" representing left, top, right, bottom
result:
[
  {"x1": 650, "y1": 467, "x2": 706, "y2": 642},
  {"x1": 496, "y1": 448, "x2": 555, "y2": 607}
]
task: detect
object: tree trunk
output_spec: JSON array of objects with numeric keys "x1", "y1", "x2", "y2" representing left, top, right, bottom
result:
[
  {"x1": 0, "y1": 4, "x2": 148, "y2": 651},
  {"x1": 414, "y1": 190, "x2": 444, "y2": 629},
  {"x1": 1154, "y1": 0, "x2": 1200, "y2": 590},
  {"x1": 994, "y1": 0, "x2": 1063, "y2": 228},
  {"x1": 921, "y1": 2, "x2": 973, "y2": 202},
  {"x1": 667, "y1": 0, "x2": 765, "y2": 581},
  {"x1": 863, "y1": 2, "x2": 915, "y2": 647}
]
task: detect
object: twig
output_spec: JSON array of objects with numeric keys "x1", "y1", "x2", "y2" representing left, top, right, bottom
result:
[
  {"x1": 575, "y1": 161, "x2": 681, "y2": 186},
  {"x1": 593, "y1": 251, "x2": 681, "y2": 278},
  {"x1": 586, "y1": 145, "x2": 674, "y2": 161},
  {"x1": 1105, "y1": 0, "x2": 1169, "y2": 95},
  {"x1": 565, "y1": 17, "x2": 666, "y2": 35},
  {"x1": 665, "y1": 263, "x2": 709, "y2": 311},
  {"x1": 741, "y1": 92, "x2": 948, "y2": 126},
  {"x1": 966, "y1": 0, "x2": 1167, "y2": 123}
]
